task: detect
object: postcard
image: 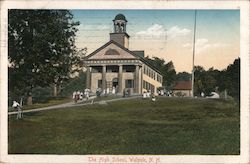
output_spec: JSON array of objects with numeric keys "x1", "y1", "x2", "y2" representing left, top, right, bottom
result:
[{"x1": 0, "y1": 0, "x2": 249, "y2": 163}]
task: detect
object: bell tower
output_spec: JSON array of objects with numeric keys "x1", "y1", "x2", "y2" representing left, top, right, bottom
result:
[
  {"x1": 110, "y1": 14, "x2": 130, "y2": 48},
  {"x1": 113, "y1": 14, "x2": 127, "y2": 33}
]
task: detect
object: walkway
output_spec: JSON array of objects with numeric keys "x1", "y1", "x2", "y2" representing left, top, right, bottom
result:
[{"x1": 8, "y1": 95, "x2": 140, "y2": 115}]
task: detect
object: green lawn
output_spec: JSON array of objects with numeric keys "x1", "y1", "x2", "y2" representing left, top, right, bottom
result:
[{"x1": 8, "y1": 97, "x2": 240, "y2": 155}]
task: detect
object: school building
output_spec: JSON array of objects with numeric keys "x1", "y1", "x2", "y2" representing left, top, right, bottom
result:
[{"x1": 83, "y1": 14, "x2": 163, "y2": 95}]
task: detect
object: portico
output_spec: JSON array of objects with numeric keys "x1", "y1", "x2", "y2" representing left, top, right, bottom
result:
[{"x1": 85, "y1": 59, "x2": 142, "y2": 94}]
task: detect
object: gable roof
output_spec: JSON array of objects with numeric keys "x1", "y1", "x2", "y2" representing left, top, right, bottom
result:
[
  {"x1": 84, "y1": 40, "x2": 163, "y2": 76},
  {"x1": 173, "y1": 81, "x2": 192, "y2": 90},
  {"x1": 84, "y1": 40, "x2": 138, "y2": 60}
]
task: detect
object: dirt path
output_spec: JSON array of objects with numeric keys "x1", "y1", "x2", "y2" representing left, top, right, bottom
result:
[{"x1": 8, "y1": 96, "x2": 140, "y2": 115}]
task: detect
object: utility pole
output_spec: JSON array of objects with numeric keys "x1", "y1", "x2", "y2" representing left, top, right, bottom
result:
[{"x1": 191, "y1": 10, "x2": 197, "y2": 97}]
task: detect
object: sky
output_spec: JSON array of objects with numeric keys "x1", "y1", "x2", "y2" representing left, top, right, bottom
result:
[{"x1": 71, "y1": 10, "x2": 240, "y2": 73}]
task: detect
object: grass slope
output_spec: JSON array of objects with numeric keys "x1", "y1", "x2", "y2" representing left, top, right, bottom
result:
[
  {"x1": 8, "y1": 98, "x2": 72, "y2": 112},
  {"x1": 8, "y1": 97, "x2": 240, "y2": 155}
]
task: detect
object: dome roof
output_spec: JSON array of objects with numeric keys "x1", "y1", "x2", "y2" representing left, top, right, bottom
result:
[{"x1": 114, "y1": 14, "x2": 127, "y2": 21}]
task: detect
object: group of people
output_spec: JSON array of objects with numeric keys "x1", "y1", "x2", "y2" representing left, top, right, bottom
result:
[
  {"x1": 142, "y1": 90, "x2": 156, "y2": 101},
  {"x1": 104, "y1": 86, "x2": 118, "y2": 95},
  {"x1": 157, "y1": 89, "x2": 172, "y2": 97},
  {"x1": 72, "y1": 89, "x2": 90, "y2": 103},
  {"x1": 96, "y1": 86, "x2": 118, "y2": 97}
]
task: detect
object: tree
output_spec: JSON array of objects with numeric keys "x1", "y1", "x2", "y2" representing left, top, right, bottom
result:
[
  {"x1": 193, "y1": 59, "x2": 240, "y2": 100},
  {"x1": 207, "y1": 67, "x2": 221, "y2": 89},
  {"x1": 176, "y1": 72, "x2": 191, "y2": 81},
  {"x1": 8, "y1": 10, "x2": 82, "y2": 105},
  {"x1": 223, "y1": 58, "x2": 240, "y2": 101},
  {"x1": 193, "y1": 66, "x2": 206, "y2": 95},
  {"x1": 59, "y1": 71, "x2": 86, "y2": 97},
  {"x1": 194, "y1": 66, "x2": 218, "y2": 96},
  {"x1": 144, "y1": 56, "x2": 176, "y2": 88},
  {"x1": 164, "y1": 61, "x2": 176, "y2": 87}
]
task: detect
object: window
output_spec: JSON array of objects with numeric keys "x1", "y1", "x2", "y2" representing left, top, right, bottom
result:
[
  {"x1": 143, "y1": 80, "x2": 155, "y2": 93},
  {"x1": 107, "y1": 65, "x2": 119, "y2": 72},
  {"x1": 125, "y1": 79, "x2": 134, "y2": 88},
  {"x1": 123, "y1": 65, "x2": 135, "y2": 72},
  {"x1": 92, "y1": 66, "x2": 102, "y2": 73}
]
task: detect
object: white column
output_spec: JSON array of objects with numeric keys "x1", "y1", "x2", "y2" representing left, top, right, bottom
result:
[
  {"x1": 86, "y1": 66, "x2": 91, "y2": 89},
  {"x1": 134, "y1": 65, "x2": 140, "y2": 93},
  {"x1": 102, "y1": 65, "x2": 106, "y2": 92},
  {"x1": 118, "y1": 65, "x2": 123, "y2": 93}
]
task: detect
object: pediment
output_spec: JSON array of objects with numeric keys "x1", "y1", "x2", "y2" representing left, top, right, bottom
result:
[{"x1": 87, "y1": 42, "x2": 137, "y2": 60}]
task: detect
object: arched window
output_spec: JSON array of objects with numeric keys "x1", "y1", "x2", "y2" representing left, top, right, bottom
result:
[
  {"x1": 104, "y1": 49, "x2": 120, "y2": 55},
  {"x1": 113, "y1": 78, "x2": 118, "y2": 83}
]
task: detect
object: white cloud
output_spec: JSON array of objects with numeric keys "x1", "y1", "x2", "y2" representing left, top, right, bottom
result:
[
  {"x1": 135, "y1": 24, "x2": 167, "y2": 38},
  {"x1": 80, "y1": 24, "x2": 93, "y2": 30},
  {"x1": 97, "y1": 25, "x2": 110, "y2": 30},
  {"x1": 183, "y1": 38, "x2": 229, "y2": 54},
  {"x1": 135, "y1": 24, "x2": 191, "y2": 39},
  {"x1": 80, "y1": 24, "x2": 110, "y2": 30},
  {"x1": 167, "y1": 26, "x2": 191, "y2": 38}
]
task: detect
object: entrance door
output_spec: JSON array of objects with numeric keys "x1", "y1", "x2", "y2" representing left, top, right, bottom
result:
[
  {"x1": 112, "y1": 78, "x2": 119, "y2": 87},
  {"x1": 112, "y1": 78, "x2": 119, "y2": 94}
]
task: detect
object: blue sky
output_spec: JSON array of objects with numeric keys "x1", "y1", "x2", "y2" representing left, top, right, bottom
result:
[{"x1": 71, "y1": 9, "x2": 240, "y2": 73}]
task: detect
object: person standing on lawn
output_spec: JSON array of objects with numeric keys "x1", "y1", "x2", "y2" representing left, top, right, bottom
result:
[
  {"x1": 84, "y1": 88, "x2": 90, "y2": 101},
  {"x1": 151, "y1": 93, "x2": 156, "y2": 102},
  {"x1": 80, "y1": 91, "x2": 83, "y2": 100},
  {"x1": 12, "y1": 101, "x2": 22, "y2": 119},
  {"x1": 72, "y1": 91, "x2": 76, "y2": 101}
]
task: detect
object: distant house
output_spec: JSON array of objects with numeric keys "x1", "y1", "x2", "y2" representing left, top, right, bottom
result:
[{"x1": 173, "y1": 81, "x2": 192, "y2": 97}]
